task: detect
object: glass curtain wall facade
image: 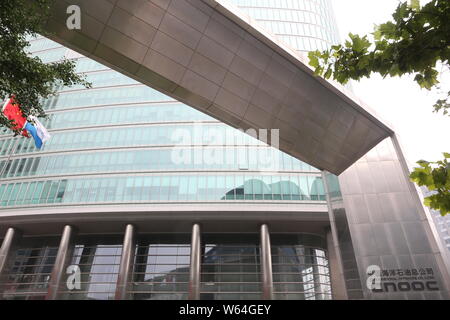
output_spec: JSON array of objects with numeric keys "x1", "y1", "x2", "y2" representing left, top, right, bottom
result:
[
  {"x1": 229, "y1": 0, "x2": 340, "y2": 53},
  {"x1": 0, "y1": 37, "x2": 326, "y2": 208}
]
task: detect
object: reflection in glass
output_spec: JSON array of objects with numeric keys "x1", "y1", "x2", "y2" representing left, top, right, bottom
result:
[
  {"x1": 130, "y1": 235, "x2": 191, "y2": 300},
  {"x1": 200, "y1": 234, "x2": 262, "y2": 300},
  {"x1": 60, "y1": 236, "x2": 122, "y2": 300},
  {"x1": 0, "y1": 237, "x2": 58, "y2": 300},
  {"x1": 271, "y1": 234, "x2": 332, "y2": 300},
  {"x1": 0, "y1": 174, "x2": 326, "y2": 207}
]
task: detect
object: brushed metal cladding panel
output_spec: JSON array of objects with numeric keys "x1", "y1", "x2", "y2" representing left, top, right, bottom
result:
[
  {"x1": 206, "y1": 16, "x2": 243, "y2": 53},
  {"x1": 180, "y1": 70, "x2": 220, "y2": 101},
  {"x1": 245, "y1": 104, "x2": 273, "y2": 129},
  {"x1": 42, "y1": 0, "x2": 392, "y2": 175},
  {"x1": 99, "y1": 26, "x2": 148, "y2": 63},
  {"x1": 107, "y1": 6, "x2": 156, "y2": 46},
  {"x1": 351, "y1": 224, "x2": 378, "y2": 257},
  {"x1": 167, "y1": 0, "x2": 211, "y2": 33},
  {"x1": 159, "y1": 13, "x2": 203, "y2": 50},
  {"x1": 380, "y1": 255, "x2": 400, "y2": 270},
  {"x1": 371, "y1": 224, "x2": 392, "y2": 255},
  {"x1": 142, "y1": 50, "x2": 186, "y2": 84},
  {"x1": 355, "y1": 162, "x2": 376, "y2": 194},
  {"x1": 385, "y1": 224, "x2": 411, "y2": 255},
  {"x1": 364, "y1": 194, "x2": 385, "y2": 223},
  {"x1": 339, "y1": 137, "x2": 450, "y2": 299},
  {"x1": 346, "y1": 195, "x2": 370, "y2": 225},
  {"x1": 151, "y1": 31, "x2": 194, "y2": 66},
  {"x1": 189, "y1": 53, "x2": 228, "y2": 85},
  {"x1": 222, "y1": 72, "x2": 256, "y2": 101},
  {"x1": 229, "y1": 55, "x2": 264, "y2": 85},
  {"x1": 116, "y1": 0, "x2": 165, "y2": 28}
]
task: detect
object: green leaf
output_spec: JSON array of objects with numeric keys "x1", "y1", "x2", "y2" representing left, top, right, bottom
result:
[
  {"x1": 410, "y1": 0, "x2": 420, "y2": 11},
  {"x1": 314, "y1": 66, "x2": 324, "y2": 76},
  {"x1": 355, "y1": 55, "x2": 369, "y2": 69},
  {"x1": 393, "y1": 2, "x2": 409, "y2": 21},
  {"x1": 308, "y1": 51, "x2": 320, "y2": 68},
  {"x1": 324, "y1": 67, "x2": 332, "y2": 79},
  {"x1": 410, "y1": 152, "x2": 450, "y2": 216},
  {"x1": 378, "y1": 22, "x2": 396, "y2": 38},
  {"x1": 349, "y1": 34, "x2": 370, "y2": 53},
  {"x1": 373, "y1": 30, "x2": 381, "y2": 41},
  {"x1": 389, "y1": 63, "x2": 401, "y2": 76},
  {"x1": 417, "y1": 160, "x2": 430, "y2": 167}
]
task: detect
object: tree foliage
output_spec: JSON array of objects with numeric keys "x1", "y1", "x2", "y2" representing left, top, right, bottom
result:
[
  {"x1": 0, "y1": 0, "x2": 90, "y2": 135},
  {"x1": 308, "y1": 0, "x2": 450, "y2": 115},
  {"x1": 410, "y1": 153, "x2": 450, "y2": 216}
]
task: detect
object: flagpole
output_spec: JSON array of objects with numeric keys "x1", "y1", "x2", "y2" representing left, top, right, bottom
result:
[
  {"x1": 1, "y1": 98, "x2": 10, "y2": 112},
  {"x1": 0, "y1": 138, "x2": 20, "y2": 179}
]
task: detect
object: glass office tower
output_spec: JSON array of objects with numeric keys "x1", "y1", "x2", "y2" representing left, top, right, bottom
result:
[
  {"x1": 422, "y1": 188, "x2": 450, "y2": 257},
  {"x1": 229, "y1": 0, "x2": 340, "y2": 53},
  {"x1": 0, "y1": 0, "x2": 341, "y2": 300}
]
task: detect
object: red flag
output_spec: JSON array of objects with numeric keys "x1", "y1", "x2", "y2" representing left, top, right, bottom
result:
[{"x1": 2, "y1": 96, "x2": 28, "y2": 137}]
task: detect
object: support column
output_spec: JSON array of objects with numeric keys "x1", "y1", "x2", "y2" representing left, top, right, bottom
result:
[
  {"x1": 260, "y1": 224, "x2": 274, "y2": 300},
  {"x1": 188, "y1": 223, "x2": 201, "y2": 300},
  {"x1": 0, "y1": 228, "x2": 21, "y2": 291},
  {"x1": 115, "y1": 224, "x2": 136, "y2": 300},
  {"x1": 46, "y1": 225, "x2": 77, "y2": 300},
  {"x1": 326, "y1": 228, "x2": 347, "y2": 300},
  {"x1": 322, "y1": 171, "x2": 350, "y2": 299}
]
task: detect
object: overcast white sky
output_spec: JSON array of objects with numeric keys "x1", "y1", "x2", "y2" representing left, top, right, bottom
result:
[{"x1": 331, "y1": 0, "x2": 450, "y2": 166}]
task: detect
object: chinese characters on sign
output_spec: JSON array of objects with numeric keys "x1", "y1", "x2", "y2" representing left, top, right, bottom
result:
[{"x1": 367, "y1": 265, "x2": 439, "y2": 293}]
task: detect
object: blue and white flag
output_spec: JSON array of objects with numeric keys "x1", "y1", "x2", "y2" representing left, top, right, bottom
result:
[
  {"x1": 25, "y1": 116, "x2": 51, "y2": 149},
  {"x1": 30, "y1": 115, "x2": 51, "y2": 143}
]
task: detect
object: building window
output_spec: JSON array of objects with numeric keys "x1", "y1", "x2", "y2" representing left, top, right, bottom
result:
[
  {"x1": 0, "y1": 237, "x2": 59, "y2": 300},
  {"x1": 200, "y1": 234, "x2": 262, "y2": 300},
  {"x1": 130, "y1": 235, "x2": 191, "y2": 300}
]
